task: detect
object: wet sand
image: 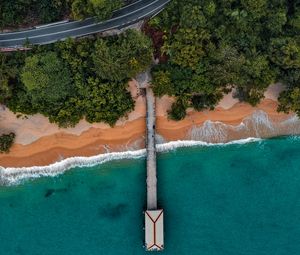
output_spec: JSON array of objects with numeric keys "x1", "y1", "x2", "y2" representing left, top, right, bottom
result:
[{"x1": 0, "y1": 83, "x2": 299, "y2": 167}]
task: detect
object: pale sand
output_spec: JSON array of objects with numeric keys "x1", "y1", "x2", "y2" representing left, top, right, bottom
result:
[{"x1": 0, "y1": 82, "x2": 298, "y2": 167}]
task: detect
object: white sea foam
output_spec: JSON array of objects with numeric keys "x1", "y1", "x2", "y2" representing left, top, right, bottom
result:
[
  {"x1": 244, "y1": 110, "x2": 275, "y2": 136},
  {"x1": 0, "y1": 150, "x2": 146, "y2": 186},
  {"x1": 190, "y1": 120, "x2": 228, "y2": 142},
  {"x1": 156, "y1": 137, "x2": 261, "y2": 152},
  {"x1": 190, "y1": 110, "x2": 300, "y2": 142},
  {"x1": 0, "y1": 138, "x2": 262, "y2": 186}
]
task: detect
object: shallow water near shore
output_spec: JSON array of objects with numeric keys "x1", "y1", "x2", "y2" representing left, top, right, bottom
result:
[{"x1": 1, "y1": 136, "x2": 300, "y2": 254}]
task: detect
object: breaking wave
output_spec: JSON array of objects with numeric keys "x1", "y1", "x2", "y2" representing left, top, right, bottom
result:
[
  {"x1": 190, "y1": 110, "x2": 300, "y2": 142},
  {"x1": 0, "y1": 138, "x2": 261, "y2": 186}
]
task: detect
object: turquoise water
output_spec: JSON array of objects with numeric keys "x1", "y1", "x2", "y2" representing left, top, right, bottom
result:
[{"x1": 1, "y1": 137, "x2": 300, "y2": 254}]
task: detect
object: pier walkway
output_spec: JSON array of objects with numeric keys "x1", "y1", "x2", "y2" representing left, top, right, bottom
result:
[
  {"x1": 136, "y1": 70, "x2": 158, "y2": 210},
  {"x1": 136, "y1": 70, "x2": 164, "y2": 251},
  {"x1": 145, "y1": 87, "x2": 157, "y2": 210}
]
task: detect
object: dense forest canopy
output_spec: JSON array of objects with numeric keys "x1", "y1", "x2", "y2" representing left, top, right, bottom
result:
[
  {"x1": 0, "y1": 0, "x2": 72, "y2": 28},
  {"x1": 0, "y1": 0, "x2": 300, "y2": 127},
  {"x1": 71, "y1": 0, "x2": 124, "y2": 20},
  {"x1": 0, "y1": 30, "x2": 153, "y2": 127},
  {"x1": 150, "y1": 0, "x2": 300, "y2": 119}
]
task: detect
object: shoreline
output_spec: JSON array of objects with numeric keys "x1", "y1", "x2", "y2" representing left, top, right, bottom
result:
[
  {"x1": 0, "y1": 138, "x2": 264, "y2": 185},
  {"x1": 1, "y1": 82, "x2": 300, "y2": 168}
]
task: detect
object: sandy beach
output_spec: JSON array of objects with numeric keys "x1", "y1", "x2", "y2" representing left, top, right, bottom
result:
[{"x1": 0, "y1": 82, "x2": 299, "y2": 167}]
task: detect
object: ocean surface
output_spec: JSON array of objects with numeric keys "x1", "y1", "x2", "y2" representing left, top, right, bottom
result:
[{"x1": 1, "y1": 136, "x2": 300, "y2": 255}]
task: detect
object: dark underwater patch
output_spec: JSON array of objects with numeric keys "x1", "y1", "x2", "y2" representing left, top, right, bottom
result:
[
  {"x1": 44, "y1": 189, "x2": 55, "y2": 198},
  {"x1": 98, "y1": 203, "x2": 128, "y2": 219},
  {"x1": 44, "y1": 188, "x2": 68, "y2": 198}
]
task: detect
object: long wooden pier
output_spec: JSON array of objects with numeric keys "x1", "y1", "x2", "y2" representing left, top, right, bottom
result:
[
  {"x1": 146, "y1": 87, "x2": 157, "y2": 210},
  {"x1": 137, "y1": 70, "x2": 164, "y2": 252},
  {"x1": 145, "y1": 87, "x2": 164, "y2": 251}
]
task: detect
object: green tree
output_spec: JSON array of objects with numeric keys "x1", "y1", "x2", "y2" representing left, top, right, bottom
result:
[
  {"x1": 1, "y1": 0, "x2": 72, "y2": 28},
  {"x1": 281, "y1": 69, "x2": 300, "y2": 88},
  {"x1": 21, "y1": 52, "x2": 74, "y2": 111},
  {"x1": 191, "y1": 93, "x2": 222, "y2": 111},
  {"x1": 0, "y1": 132, "x2": 15, "y2": 153},
  {"x1": 71, "y1": 0, "x2": 123, "y2": 20},
  {"x1": 278, "y1": 87, "x2": 300, "y2": 115},
  {"x1": 91, "y1": 0, "x2": 123, "y2": 21},
  {"x1": 48, "y1": 98, "x2": 83, "y2": 128},
  {"x1": 269, "y1": 37, "x2": 300, "y2": 69},
  {"x1": 164, "y1": 4, "x2": 210, "y2": 70},
  {"x1": 0, "y1": 54, "x2": 16, "y2": 103},
  {"x1": 71, "y1": 0, "x2": 91, "y2": 20},
  {"x1": 80, "y1": 77, "x2": 134, "y2": 126},
  {"x1": 152, "y1": 70, "x2": 173, "y2": 97},
  {"x1": 168, "y1": 97, "x2": 188, "y2": 121},
  {"x1": 235, "y1": 54, "x2": 276, "y2": 105},
  {"x1": 93, "y1": 30, "x2": 152, "y2": 81},
  {"x1": 205, "y1": 44, "x2": 246, "y2": 87}
]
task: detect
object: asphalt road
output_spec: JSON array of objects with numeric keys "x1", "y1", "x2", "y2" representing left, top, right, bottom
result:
[{"x1": 0, "y1": 0, "x2": 170, "y2": 48}]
